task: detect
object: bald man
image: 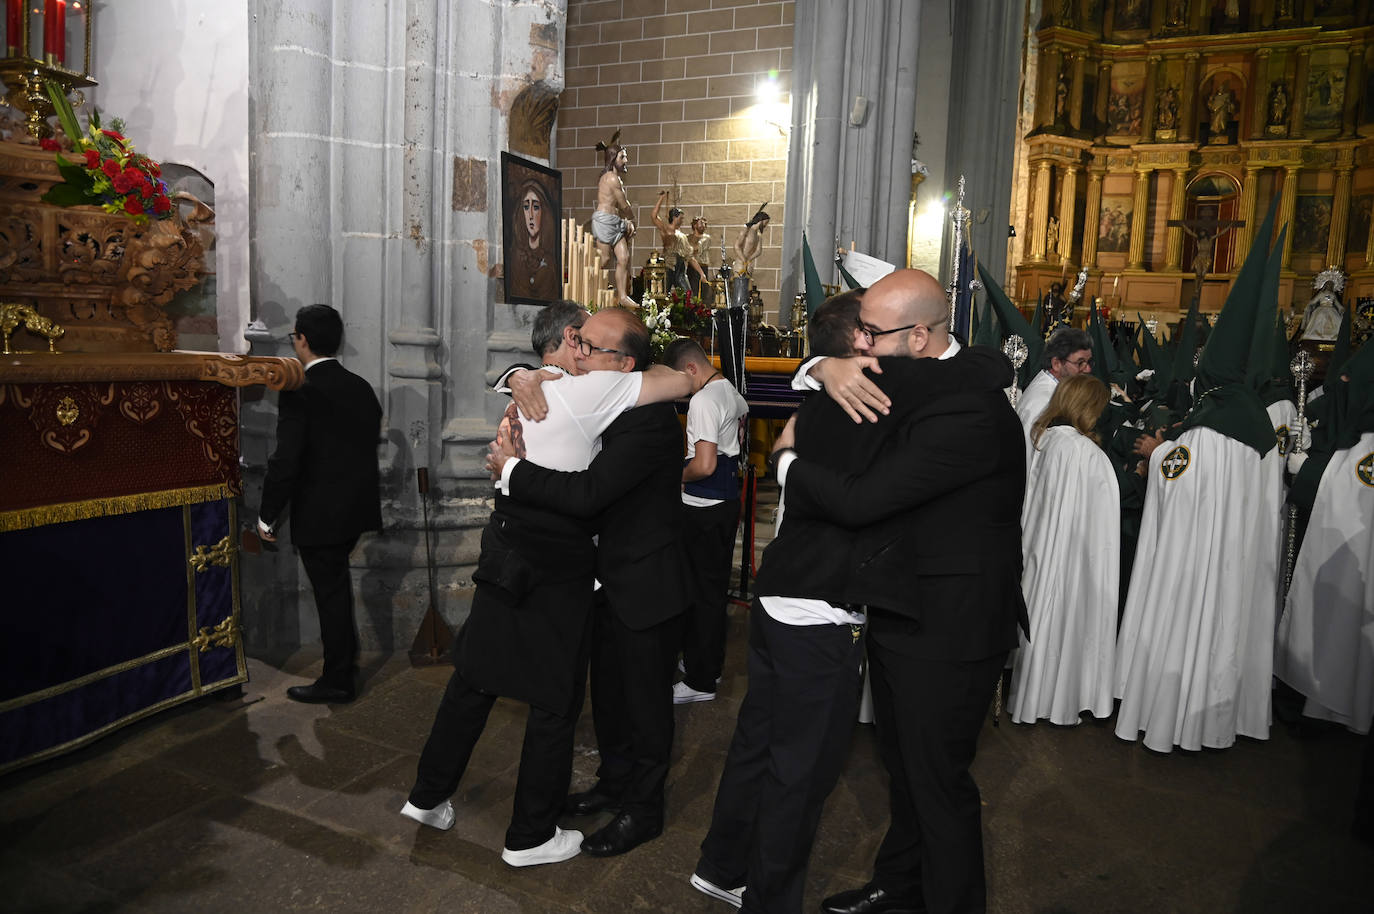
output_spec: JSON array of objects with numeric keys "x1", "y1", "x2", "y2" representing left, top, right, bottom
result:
[
  {"x1": 772, "y1": 270, "x2": 1028, "y2": 914},
  {"x1": 692, "y1": 279, "x2": 1019, "y2": 914}
]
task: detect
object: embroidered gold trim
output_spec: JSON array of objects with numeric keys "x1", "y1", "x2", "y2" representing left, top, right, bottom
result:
[
  {"x1": 191, "y1": 616, "x2": 240, "y2": 653},
  {"x1": 0, "y1": 642, "x2": 195, "y2": 714},
  {"x1": 184, "y1": 506, "x2": 202, "y2": 693},
  {"x1": 0, "y1": 484, "x2": 231, "y2": 532}
]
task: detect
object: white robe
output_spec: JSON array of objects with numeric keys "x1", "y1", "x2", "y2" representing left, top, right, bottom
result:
[
  {"x1": 1016, "y1": 370, "x2": 1057, "y2": 467},
  {"x1": 1114, "y1": 425, "x2": 1283, "y2": 752},
  {"x1": 1009, "y1": 427, "x2": 1120, "y2": 725},
  {"x1": 1274, "y1": 430, "x2": 1374, "y2": 735}
]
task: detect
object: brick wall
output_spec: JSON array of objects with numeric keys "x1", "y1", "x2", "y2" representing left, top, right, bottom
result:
[{"x1": 557, "y1": 0, "x2": 794, "y2": 319}]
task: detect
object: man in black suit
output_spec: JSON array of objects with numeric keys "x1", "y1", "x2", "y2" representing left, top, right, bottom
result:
[
  {"x1": 258, "y1": 304, "x2": 382, "y2": 705},
  {"x1": 690, "y1": 286, "x2": 1015, "y2": 913},
  {"x1": 775, "y1": 270, "x2": 1028, "y2": 914},
  {"x1": 488, "y1": 322, "x2": 688, "y2": 858}
]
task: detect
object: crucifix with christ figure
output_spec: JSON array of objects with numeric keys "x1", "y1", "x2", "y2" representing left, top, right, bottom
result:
[{"x1": 1167, "y1": 214, "x2": 1245, "y2": 292}]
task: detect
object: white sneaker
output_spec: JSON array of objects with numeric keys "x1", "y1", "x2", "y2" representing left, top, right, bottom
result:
[
  {"x1": 673, "y1": 681, "x2": 716, "y2": 704},
  {"x1": 400, "y1": 799, "x2": 455, "y2": 831},
  {"x1": 689, "y1": 872, "x2": 744, "y2": 908},
  {"x1": 501, "y1": 826, "x2": 584, "y2": 867}
]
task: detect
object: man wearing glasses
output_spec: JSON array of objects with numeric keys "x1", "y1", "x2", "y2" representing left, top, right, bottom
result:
[
  {"x1": 400, "y1": 303, "x2": 690, "y2": 869},
  {"x1": 765, "y1": 269, "x2": 1027, "y2": 914},
  {"x1": 1015, "y1": 327, "x2": 1094, "y2": 462},
  {"x1": 690, "y1": 277, "x2": 1019, "y2": 913}
]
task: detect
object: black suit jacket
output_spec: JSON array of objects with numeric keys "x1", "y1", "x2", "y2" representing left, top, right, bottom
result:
[
  {"x1": 755, "y1": 347, "x2": 1013, "y2": 608},
  {"x1": 506, "y1": 401, "x2": 687, "y2": 630},
  {"x1": 259, "y1": 359, "x2": 383, "y2": 546},
  {"x1": 774, "y1": 347, "x2": 1027, "y2": 661}
]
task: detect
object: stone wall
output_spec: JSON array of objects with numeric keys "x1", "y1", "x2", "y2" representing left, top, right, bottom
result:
[{"x1": 557, "y1": 0, "x2": 794, "y2": 321}]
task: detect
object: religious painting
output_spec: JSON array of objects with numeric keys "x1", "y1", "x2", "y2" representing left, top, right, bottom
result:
[
  {"x1": 1107, "y1": 63, "x2": 1146, "y2": 137},
  {"x1": 1348, "y1": 195, "x2": 1373, "y2": 255},
  {"x1": 1304, "y1": 49, "x2": 1348, "y2": 133},
  {"x1": 1113, "y1": 0, "x2": 1149, "y2": 31},
  {"x1": 1313, "y1": 0, "x2": 1355, "y2": 20},
  {"x1": 1097, "y1": 196, "x2": 1133, "y2": 253},
  {"x1": 501, "y1": 152, "x2": 562, "y2": 306},
  {"x1": 1293, "y1": 195, "x2": 1333, "y2": 255}
]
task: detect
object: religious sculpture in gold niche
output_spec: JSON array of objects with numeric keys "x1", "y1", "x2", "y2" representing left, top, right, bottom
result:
[
  {"x1": 1207, "y1": 82, "x2": 1237, "y2": 142},
  {"x1": 1166, "y1": 0, "x2": 1189, "y2": 28},
  {"x1": 1267, "y1": 81, "x2": 1290, "y2": 137},
  {"x1": 1046, "y1": 216, "x2": 1061, "y2": 262},
  {"x1": 592, "y1": 130, "x2": 637, "y2": 309},
  {"x1": 1156, "y1": 85, "x2": 1179, "y2": 140},
  {"x1": 1299, "y1": 269, "x2": 1346, "y2": 343}
]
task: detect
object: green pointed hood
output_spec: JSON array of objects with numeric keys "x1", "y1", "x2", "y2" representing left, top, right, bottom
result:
[
  {"x1": 978, "y1": 262, "x2": 1043, "y2": 388},
  {"x1": 1178, "y1": 196, "x2": 1283, "y2": 455},
  {"x1": 801, "y1": 233, "x2": 825, "y2": 318}
]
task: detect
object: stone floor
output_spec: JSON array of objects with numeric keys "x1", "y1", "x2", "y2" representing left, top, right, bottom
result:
[
  {"x1": 2, "y1": 629, "x2": 1371, "y2": 914},
  {"x1": 3, "y1": 486, "x2": 1372, "y2": 912}
]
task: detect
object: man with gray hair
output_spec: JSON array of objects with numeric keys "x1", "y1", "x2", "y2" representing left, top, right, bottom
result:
[{"x1": 1016, "y1": 327, "x2": 1094, "y2": 461}]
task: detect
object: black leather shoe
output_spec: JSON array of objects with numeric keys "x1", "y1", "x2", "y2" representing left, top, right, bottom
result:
[
  {"x1": 579, "y1": 812, "x2": 662, "y2": 857},
  {"x1": 820, "y1": 884, "x2": 924, "y2": 914},
  {"x1": 564, "y1": 788, "x2": 620, "y2": 817},
  {"x1": 286, "y1": 682, "x2": 355, "y2": 704}
]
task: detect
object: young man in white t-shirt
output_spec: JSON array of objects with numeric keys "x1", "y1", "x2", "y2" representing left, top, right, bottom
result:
[{"x1": 664, "y1": 338, "x2": 749, "y2": 704}]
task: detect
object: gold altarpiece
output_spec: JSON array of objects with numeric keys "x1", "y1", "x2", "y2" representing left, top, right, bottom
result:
[{"x1": 1015, "y1": 0, "x2": 1374, "y2": 331}]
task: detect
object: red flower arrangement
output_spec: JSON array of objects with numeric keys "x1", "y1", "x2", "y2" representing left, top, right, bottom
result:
[
  {"x1": 38, "y1": 81, "x2": 174, "y2": 225},
  {"x1": 667, "y1": 286, "x2": 712, "y2": 334}
]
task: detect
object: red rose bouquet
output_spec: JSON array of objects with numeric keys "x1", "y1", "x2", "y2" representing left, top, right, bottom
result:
[
  {"x1": 667, "y1": 287, "x2": 712, "y2": 333},
  {"x1": 38, "y1": 81, "x2": 174, "y2": 225}
]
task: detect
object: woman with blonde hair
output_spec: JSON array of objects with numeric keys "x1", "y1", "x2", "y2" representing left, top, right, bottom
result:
[{"x1": 1009, "y1": 374, "x2": 1120, "y2": 725}]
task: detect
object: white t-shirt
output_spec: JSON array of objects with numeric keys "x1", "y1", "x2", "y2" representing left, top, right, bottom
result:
[
  {"x1": 496, "y1": 367, "x2": 643, "y2": 493},
  {"x1": 682, "y1": 377, "x2": 749, "y2": 508}
]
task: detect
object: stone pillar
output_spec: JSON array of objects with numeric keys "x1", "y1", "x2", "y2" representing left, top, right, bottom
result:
[
  {"x1": 1328, "y1": 166, "x2": 1354, "y2": 266},
  {"x1": 1279, "y1": 165, "x2": 1300, "y2": 269},
  {"x1": 1083, "y1": 167, "x2": 1105, "y2": 268},
  {"x1": 1128, "y1": 167, "x2": 1151, "y2": 270},
  {"x1": 1180, "y1": 53, "x2": 1200, "y2": 142},
  {"x1": 1165, "y1": 167, "x2": 1189, "y2": 270},
  {"x1": 1233, "y1": 165, "x2": 1262, "y2": 264},
  {"x1": 1141, "y1": 55, "x2": 1161, "y2": 140},
  {"x1": 1029, "y1": 158, "x2": 1054, "y2": 262},
  {"x1": 1058, "y1": 164, "x2": 1080, "y2": 263},
  {"x1": 1291, "y1": 49, "x2": 1310, "y2": 139},
  {"x1": 1070, "y1": 53, "x2": 1087, "y2": 132},
  {"x1": 1343, "y1": 44, "x2": 1365, "y2": 138},
  {"x1": 1095, "y1": 59, "x2": 1113, "y2": 138},
  {"x1": 1251, "y1": 49, "x2": 1271, "y2": 140}
]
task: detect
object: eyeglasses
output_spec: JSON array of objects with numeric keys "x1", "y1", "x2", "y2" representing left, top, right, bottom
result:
[
  {"x1": 855, "y1": 318, "x2": 919, "y2": 347},
  {"x1": 1066, "y1": 356, "x2": 1094, "y2": 369},
  {"x1": 574, "y1": 333, "x2": 624, "y2": 358},
  {"x1": 288, "y1": 332, "x2": 302, "y2": 340}
]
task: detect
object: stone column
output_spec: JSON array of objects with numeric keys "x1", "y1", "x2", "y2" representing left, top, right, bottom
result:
[
  {"x1": 1343, "y1": 44, "x2": 1365, "y2": 138},
  {"x1": 1291, "y1": 49, "x2": 1310, "y2": 139},
  {"x1": 1251, "y1": 49, "x2": 1271, "y2": 140},
  {"x1": 1058, "y1": 163, "x2": 1081, "y2": 263},
  {"x1": 1165, "y1": 167, "x2": 1189, "y2": 270},
  {"x1": 1095, "y1": 59, "x2": 1113, "y2": 138},
  {"x1": 1029, "y1": 158, "x2": 1054, "y2": 262},
  {"x1": 1180, "y1": 53, "x2": 1200, "y2": 142},
  {"x1": 1279, "y1": 165, "x2": 1300, "y2": 269},
  {"x1": 1083, "y1": 167, "x2": 1105, "y2": 268},
  {"x1": 1142, "y1": 55, "x2": 1161, "y2": 140},
  {"x1": 1328, "y1": 166, "x2": 1354, "y2": 266},
  {"x1": 1128, "y1": 167, "x2": 1151, "y2": 270},
  {"x1": 1233, "y1": 165, "x2": 1262, "y2": 264}
]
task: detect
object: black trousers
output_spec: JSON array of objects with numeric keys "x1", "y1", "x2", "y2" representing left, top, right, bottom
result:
[
  {"x1": 297, "y1": 538, "x2": 359, "y2": 691},
  {"x1": 697, "y1": 606, "x2": 865, "y2": 914},
  {"x1": 866, "y1": 623, "x2": 1007, "y2": 914},
  {"x1": 680, "y1": 499, "x2": 741, "y2": 693},
  {"x1": 409, "y1": 664, "x2": 577, "y2": 851},
  {"x1": 586, "y1": 593, "x2": 680, "y2": 821}
]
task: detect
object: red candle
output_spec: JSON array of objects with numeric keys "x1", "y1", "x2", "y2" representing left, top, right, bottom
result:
[
  {"x1": 6, "y1": 0, "x2": 22, "y2": 53},
  {"x1": 43, "y1": 0, "x2": 63, "y2": 63}
]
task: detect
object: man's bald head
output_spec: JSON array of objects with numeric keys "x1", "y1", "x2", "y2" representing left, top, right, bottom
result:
[{"x1": 857, "y1": 269, "x2": 951, "y2": 358}]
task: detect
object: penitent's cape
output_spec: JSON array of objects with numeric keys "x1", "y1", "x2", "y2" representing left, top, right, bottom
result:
[{"x1": 1009, "y1": 426, "x2": 1119, "y2": 725}]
